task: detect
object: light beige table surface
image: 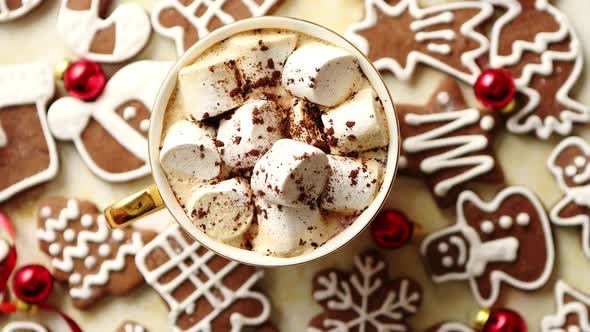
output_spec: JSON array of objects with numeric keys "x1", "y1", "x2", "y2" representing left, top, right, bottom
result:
[{"x1": 1, "y1": 0, "x2": 590, "y2": 331}]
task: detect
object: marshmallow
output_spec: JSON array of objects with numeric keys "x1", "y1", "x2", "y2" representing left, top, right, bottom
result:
[
  {"x1": 188, "y1": 177, "x2": 254, "y2": 242},
  {"x1": 358, "y1": 147, "x2": 388, "y2": 166},
  {"x1": 178, "y1": 58, "x2": 243, "y2": 120},
  {"x1": 217, "y1": 99, "x2": 286, "y2": 169},
  {"x1": 230, "y1": 31, "x2": 297, "y2": 85},
  {"x1": 320, "y1": 156, "x2": 383, "y2": 212},
  {"x1": 322, "y1": 88, "x2": 388, "y2": 154},
  {"x1": 252, "y1": 198, "x2": 327, "y2": 257},
  {"x1": 251, "y1": 139, "x2": 330, "y2": 207},
  {"x1": 282, "y1": 42, "x2": 361, "y2": 107},
  {"x1": 160, "y1": 120, "x2": 221, "y2": 180},
  {"x1": 287, "y1": 98, "x2": 327, "y2": 150}
]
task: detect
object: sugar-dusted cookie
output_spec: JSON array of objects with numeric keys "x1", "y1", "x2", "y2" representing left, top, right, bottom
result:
[
  {"x1": 115, "y1": 321, "x2": 148, "y2": 332},
  {"x1": 548, "y1": 136, "x2": 590, "y2": 259},
  {"x1": 152, "y1": 0, "x2": 284, "y2": 56},
  {"x1": 308, "y1": 250, "x2": 422, "y2": 332},
  {"x1": 397, "y1": 78, "x2": 504, "y2": 208},
  {"x1": 421, "y1": 186, "x2": 555, "y2": 307},
  {"x1": 541, "y1": 280, "x2": 590, "y2": 332},
  {"x1": 0, "y1": 0, "x2": 43, "y2": 21},
  {"x1": 346, "y1": 0, "x2": 493, "y2": 84},
  {"x1": 0, "y1": 63, "x2": 58, "y2": 203},
  {"x1": 36, "y1": 197, "x2": 157, "y2": 309},
  {"x1": 47, "y1": 61, "x2": 173, "y2": 182},
  {"x1": 424, "y1": 322, "x2": 475, "y2": 332},
  {"x1": 482, "y1": 0, "x2": 589, "y2": 140},
  {"x1": 2, "y1": 322, "x2": 49, "y2": 332},
  {"x1": 135, "y1": 224, "x2": 274, "y2": 332},
  {"x1": 56, "y1": 0, "x2": 151, "y2": 63}
]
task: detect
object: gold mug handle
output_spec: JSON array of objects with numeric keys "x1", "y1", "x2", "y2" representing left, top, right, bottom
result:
[{"x1": 104, "y1": 185, "x2": 165, "y2": 228}]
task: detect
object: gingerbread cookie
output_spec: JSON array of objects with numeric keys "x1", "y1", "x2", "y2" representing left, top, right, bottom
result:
[
  {"x1": 36, "y1": 197, "x2": 157, "y2": 309},
  {"x1": 397, "y1": 77, "x2": 504, "y2": 208},
  {"x1": 116, "y1": 321, "x2": 148, "y2": 332},
  {"x1": 135, "y1": 224, "x2": 274, "y2": 332},
  {"x1": 483, "y1": 0, "x2": 588, "y2": 139},
  {"x1": 424, "y1": 322, "x2": 475, "y2": 332},
  {"x1": 56, "y1": 0, "x2": 151, "y2": 63},
  {"x1": 0, "y1": 63, "x2": 58, "y2": 203},
  {"x1": 2, "y1": 322, "x2": 49, "y2": 332},
  {"x1": 47, "y1": 61, "x2": 173, "y2": 182},
  {"x1": 152, "y1": 0, "x2": 284, "y2": 56},
  {"x1": 541, "y1": 280, "x2": 590, "y2": 332},
  {"x1": 421, "y1": 186, "x2": 555, "y2": 307},
  {"x1": 308, "y1": 250, "x2": 422, "y2": 332},
  {"x1": 346, "y1": 0, "x2": 493, "y2": 84},
  {"x1": 548, "y1": 136, "x2": 590, "y2": 259},
  {"x1": 0, "y1": 0, "x2": 43, "y2": 21}
]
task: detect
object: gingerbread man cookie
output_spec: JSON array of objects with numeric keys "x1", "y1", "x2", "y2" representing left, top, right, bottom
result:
[
  {"x1": 421, "y1": 186, "x2": 555, "y2": 307},
  {"x1": 548, "y1": 136, "x2": 590, "y2": 259},
  {"x1": 0, "y1": 0, "x2": 43, "y2": 21},
  {"x1": 0, "y1": 63, "x2": 58, "y2": 203},
  {"x1": 483, "y1": 0, "x2": 588, "y2": 139},
  {"x1": 36, "y1": 197, "x2": 157, "y2": 309},
  {"x1": 56, "y1": 0, "x2": 152, "y2": 63},
  {"x1": 2, "y1": 322, "x2": 49, "y2": 332},
  {"x1": 47, "y1": 61, "x2": 173, "y2": 183},
  {"x1": 346, "y1": 0, "x2": 493, "y2": 84},
  {"x1": 152, "y1": 0, "x2": 284, "y2": 57},
  {"x1": 116, "y1": 321, "x2": 148, "y2": 332},
  {"x1": 541, "y1": 280, "x2": 590, "y2": 332},
  {"x1": 308, "y1": 250, "x2": 422, "y2": 332},
  {"x1": 135, "y1": 224, "x2": 275, "y2": 332},
  {"x1": 424, "y1": 323, "x2": 475, "y2": 332},
  {"x1": 397, "y1": 78, "x2": 504, "y2": 208}
]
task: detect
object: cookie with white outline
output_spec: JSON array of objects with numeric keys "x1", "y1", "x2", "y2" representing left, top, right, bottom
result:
[
  {"x1": 152, "y1": 0, "x2": 284, "y2": 57},
  {"x1": 36, "y1": 197, "x2": 157, "y2": 309},
  {"x1": 0, "y1": 0, "x2": 44, "y2": 21},
  {"x1": 47, "y1": 61, "x2": 173, "y2": 183},
  {"x1": 421, "y1": 186, "x2": 555, "y2": 307},
  {"x1": 541, "y1": 280, "x2": 590, "y2": 332},
  {"x1": 398, "y1": 77, "x2": 504, "y2": 208},
  {"x1": 346, "y1": 0, "x2": 493, "y2": 84},
  {"x1": 57, "y1": 0, "x2": 152, "y2": 63},
  {"x1": 2, "y1": 322, "x2": 49, "y2": 332},
  {"x1": 0, "y1": 63, "x2": 58, "y2": 203},
  {"x1": 424, "y1": 322, "x2": 475, "y2": 332}
]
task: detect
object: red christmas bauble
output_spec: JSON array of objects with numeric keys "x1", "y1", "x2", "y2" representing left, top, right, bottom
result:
[
  {"x1": 64, "y1": 59, "x2": 106, "y2": 101},
  {"x1": 12, "y1": 264, "x2": 53, "y2": 304},
  {"x1": 371, "y1": 210, "x2": 413, "y2": 249},
  {"x1": 483, "y1": 309, "x2": 527, "y2": 332},
  {"x1": 474, "y1": 69, "x2": 516, "y2": 109}
]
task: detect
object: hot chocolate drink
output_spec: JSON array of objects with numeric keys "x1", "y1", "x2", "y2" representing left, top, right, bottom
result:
[{"x1": 160, "y1": 29, "x2": 390, "y2": 257}]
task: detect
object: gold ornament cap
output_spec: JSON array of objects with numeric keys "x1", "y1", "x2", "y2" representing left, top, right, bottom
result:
[{"x1": 474, "y1": 308, "x2": 491, "y2": 331}]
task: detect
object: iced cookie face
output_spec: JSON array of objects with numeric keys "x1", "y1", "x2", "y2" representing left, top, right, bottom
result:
[
  {"x1": 159, "y1": 29, "x2": 390, "y2": 258},
  {"x1": 549, "y1": 136, "x2": 590, "y2": 189}
]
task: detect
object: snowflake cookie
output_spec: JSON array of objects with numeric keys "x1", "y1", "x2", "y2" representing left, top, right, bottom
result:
[
  {"x1": 56, "y1": 0, "x2": 152, "y2": 63},
  {"x1": 47, "y1": 61, "x2": 173, "y2": 183},
  {"x1": 308, "y1": 250, "x2": 422, "y2": 332},
  {"x1": 397, "y1": 77, "x2": 504, "y2": 208},
  {"x1": 0, "y1": 63, "x2": 58, "y2": 203},
  {"x1": 421, "y1": 186, "x2": 555, "y2": 308},
  {"x1": 541, "y1": 280, "x2": 590, "y2": 332},
  {"x1": 135, "y1": 224, "x2": 275, "y2": 332},
  {"x1": 424, "y1": 322, "x2": 475, "y2": 332},
  {"x1": 2, "y1": 322, "x2": 49, "y2": 332},
  {"x1": 152, "y1": 0, "x2": 284, "y2": 57},
  {"x1": 36, "y1": 197, "x2": 157, "y2": 309},
  {"x1": 346, "y1": 0, "x2": 493, "y2": 84},
  {"x1": 548, "y1": 136, "x2": 590, "y2": 260}
]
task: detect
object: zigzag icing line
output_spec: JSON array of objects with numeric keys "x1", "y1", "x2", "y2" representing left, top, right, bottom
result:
[{"x1": 36, "y1": 199, "x2": 80, "y2": 243}]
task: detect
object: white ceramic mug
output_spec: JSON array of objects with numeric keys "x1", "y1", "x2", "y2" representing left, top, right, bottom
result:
[{"x1": 105, "y1": 16, "x2": 401, "y2": 267}]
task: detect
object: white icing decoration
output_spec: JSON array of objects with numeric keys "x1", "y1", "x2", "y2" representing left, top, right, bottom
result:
[
  {"x1": 63, "y1": 229, "x2": 76, "y2": 242},
  {"x1": 139, "y1": 119, "x2": 150, "y2": 132},
  {"x1": 80, "y1": 214, "x2": 93, "y2": 228},
  {"x1": 36, "y1": 199, "x2": 80, "y2": 243},
  {"x1": 84, "y1": 256, "x2": 96, "y2": 269},
  {"x1": 47, "y1": 61, "x2": 173, "y2": 183},
  {"x1": 426, "y1": 43, "x2": 451, "y2": 55},
  {"x1": 123, "y1": 106, "x2": 137, "y2": 120},
  {"x1": 480, "y1": 220, "x2": 494, "y2": 234},
  {"x1": 516, "y1": 213, "x2": 530, "y2": 226},
  {"x1": 135, "y1": 224, "x2": 271, "y2": 331},
  {"x1": 151, "y1": 0, "x2": 282, "y2": 57},
  {"x1": 0, "y1": 121, "x2": 6, "y2": 148},
  {"x1": 0, "y1": 239, "x2": 9, "y2": 262},
  {"x1": 565, "y1": 165, "x2": 577, "y2": 177},
  {"x1": 442, "y1": 256, "x2": 453, "y2": 268},
  {"x1": 49, "y1": 243, "x2": 62, "y2": 256},
  {"x1": 403, "y1": 108, "x2": 494, "y2": 196},
  {"x1": 0, "y1": 0, "x2": 43, "y2": 21},
  {"x1": 2, "y1": 321, "x2": 48, "y2": 332},
  {"x1": 541, "y1": 280, "x2": 590, "y2": 332},
  {"x1": 124, "y1": 323, "x2": 145, "y2": 332},
  {"x1": 438, "y1": 242, "x2": 449, "y2": 253},
  {"x1": 346, "y1": 0, "x2": 494, "y2": 84},
  {"x1": 112, "y1": 229, "x2": 125, "y2": 242},
  {"x1": 575, "y1": 156, "x2": 587, "y2": 167},
  {"x1": 421, "y1": 186, "x2": 555, "y2": 308},
  {"x1": 0, "y1": 63, "x2": 58, "y2": 203},
  {"x1": 69, "y1": 273, "x2": 82, "y2": 285},
  {"x1": 56, "y1": 0, "x2": 151, "y2": 63},
  {"x1": 432, "y1": 322, "x2": 476, "y2": 332},
  {"x1": 99, "y1": 243, "x2": 111, "y2": 257},
  {"x1": 480, "y1": 115, "x2": 495, "y2": 131},
  {"x1": 499, "y1": 216, "x2": 513, "y2": 230},
  {"x1": 39, "y1": 206, "x2": 52, "y2": 218},
  {"x1": 437, "y1": 92, "x2": 450, "y2": 106}
]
